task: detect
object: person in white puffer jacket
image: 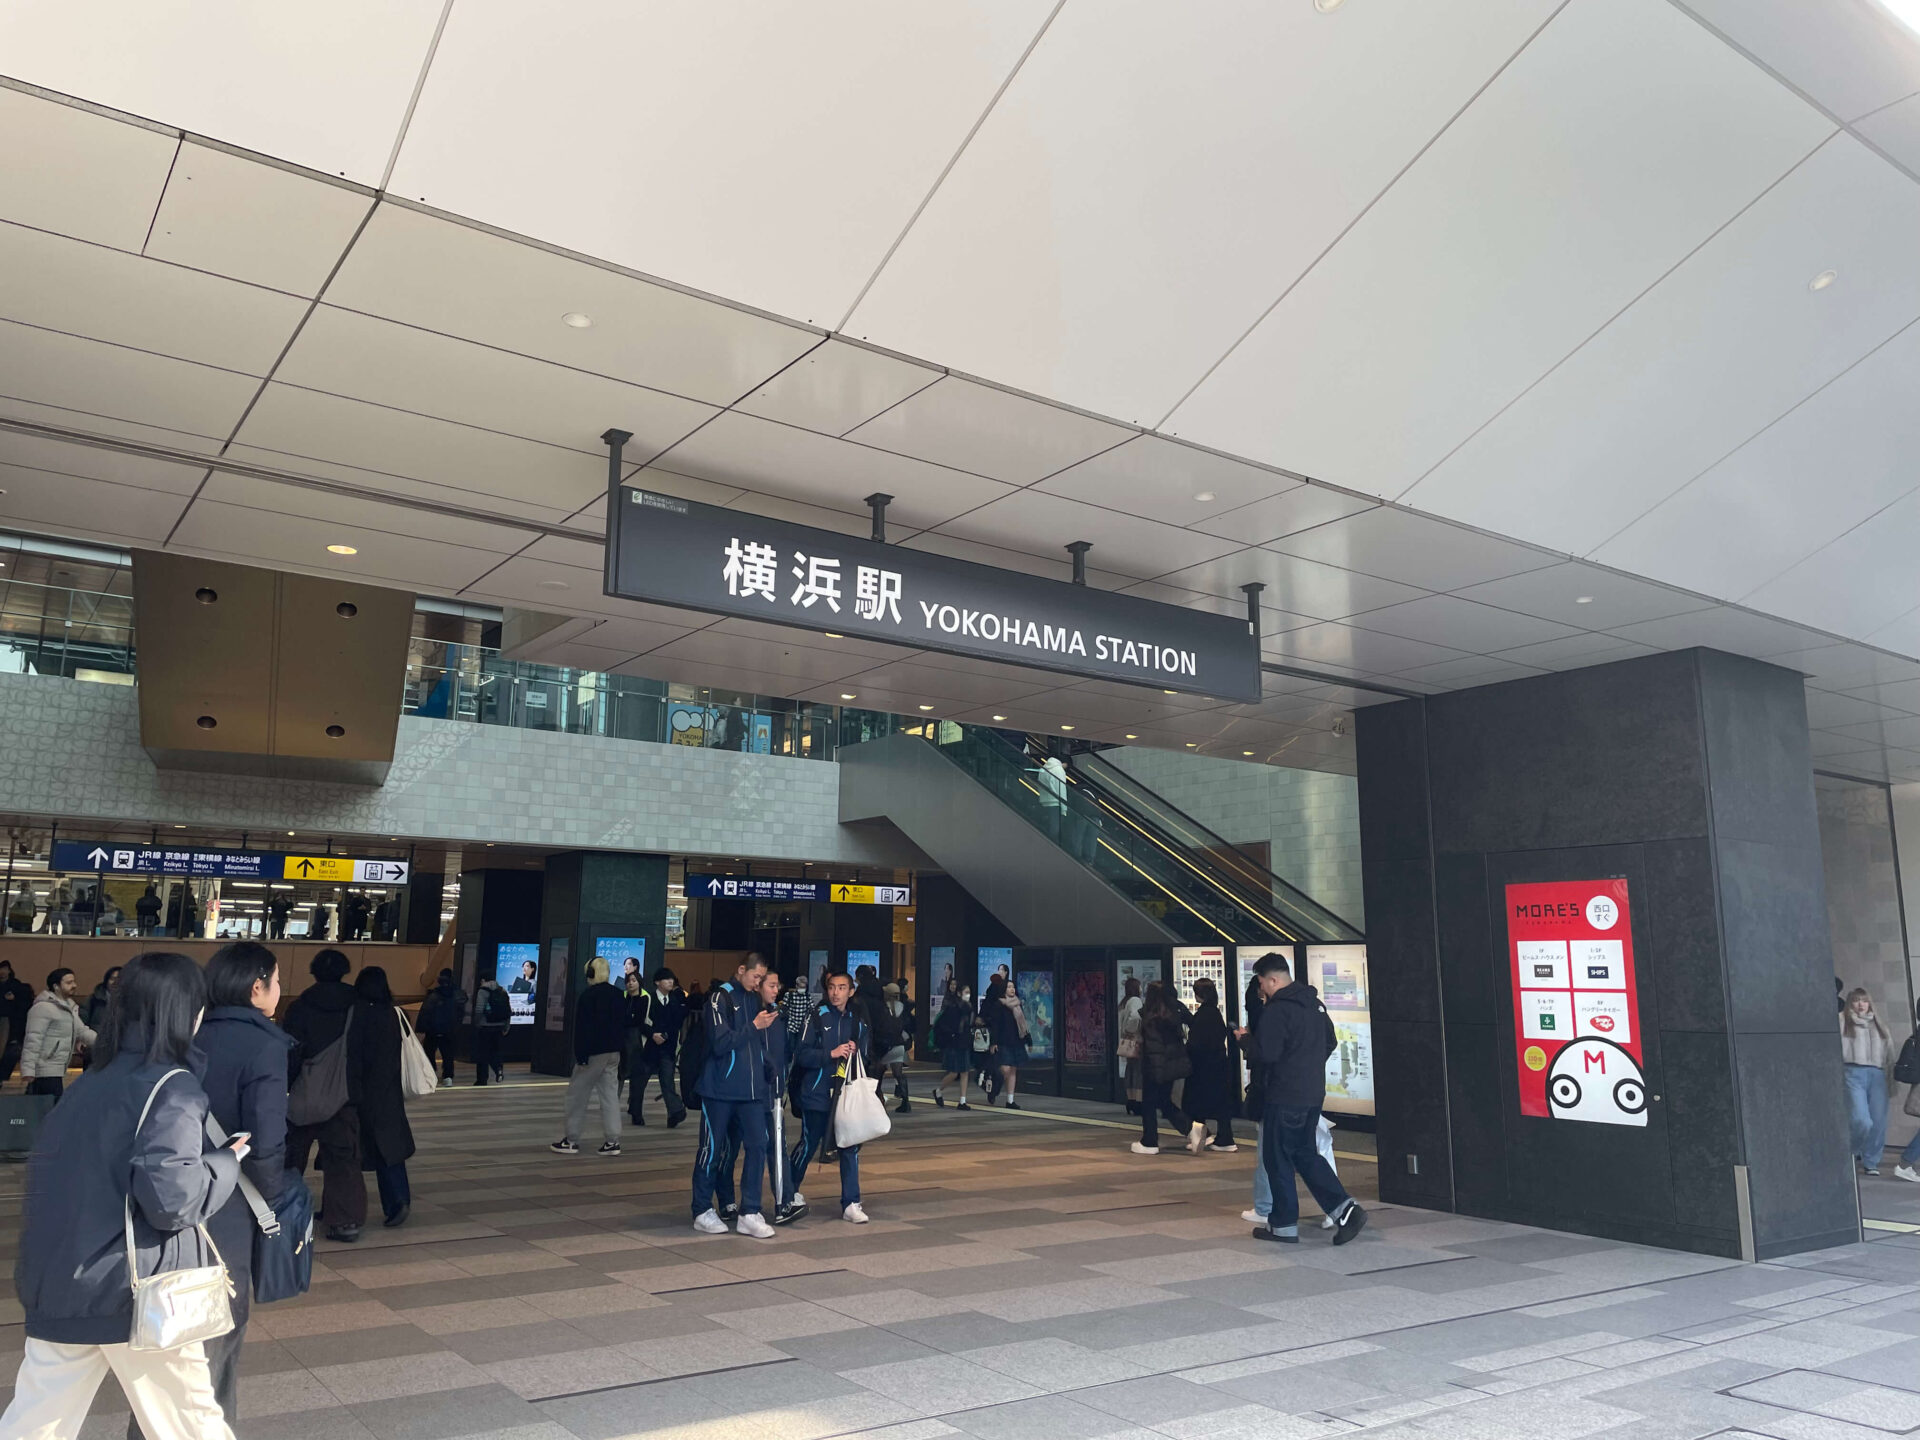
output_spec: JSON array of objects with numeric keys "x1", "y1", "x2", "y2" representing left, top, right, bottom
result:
[{"x1": 19, "y1": 967, "x2": 95, "y2": 1100}]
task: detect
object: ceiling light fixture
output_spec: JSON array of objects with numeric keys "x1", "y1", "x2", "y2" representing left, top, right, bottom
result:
[
  {"x1": 1809, "y1": 269, "x2": 1838, "y2": 291},
  {"x1": 1314, "y1": 0, "x2": 1348, "y2": 11},
  {"x1": 1243, "y1": 750, "x2": 1255, "y2": 756},
  {"x1": 992, "y1": 714, "x2": 1008, "y2": 721},
  {"x1": 918, "y1": 704, "x2": 935, "y2": 711},
  {"x1": 1163, "y1": 689, "x2": 1178, "y2": 695},
  {"x1": 1186, "y1": 742, "x2": 1197, "y2": 748},
  {"x1": 537, "y1": 579, "x2": 569, "y2": 590},
  {"x1": 1061, "y1": 724, "x2": 1075, "y2": 731},
  {"x1": 1575, "y1": 595, "x2": 1594, "y2": 605},
  {"x1": 561, "y1": 312, "x2": 593, "y2": 328},
  {"x1": 823, "y1": 632, "x2": 843, "y2": 638},
  {"x1": 1125, "y1": 733, "x2": 1138, "y2": 739},
  {"x1": 840, "y1": 693, "x2": 856, "y2": 700},
  {"x1": 326, "y1": 544, "x2": 357, "y2": 556},
  {"x1": 1193, "y1": 491, "x2": 1215, "y2": 503}
]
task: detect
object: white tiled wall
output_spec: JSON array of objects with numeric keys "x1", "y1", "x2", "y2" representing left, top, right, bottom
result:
[
  {"x1": 1102, "y1": 746, "x2": 1364, "y2": 928},
  {"x1": 0, "y1": 672, "x2": 916, "y2": 866}
]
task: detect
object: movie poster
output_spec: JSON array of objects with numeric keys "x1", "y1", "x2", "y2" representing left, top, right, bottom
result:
[
  {"x1": 1015, "y1": 970, "x2": 1054, "y2": 1062},
  {"x1": 1064, "y1": 968, "x2": 1107, "y2": 1064}
]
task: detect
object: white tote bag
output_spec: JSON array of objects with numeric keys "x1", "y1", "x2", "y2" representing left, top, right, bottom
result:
[
  {"x1": 832, "y1": 1047, "x2": 892, "y2": 1148},
  {"x1": 398, "y1": 1008, "x2": 438, "y2": 1099}
]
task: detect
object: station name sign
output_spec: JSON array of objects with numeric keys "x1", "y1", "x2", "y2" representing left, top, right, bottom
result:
[
  {"x1": 51, "y1": 841, "x2": 408, "y2": 885},
  {"x1": 685, "y1": 873, "x2": 910, "y2": 906},
  {"x1": 610, "y1": 488, "x2": 1261, "y2": 703}
]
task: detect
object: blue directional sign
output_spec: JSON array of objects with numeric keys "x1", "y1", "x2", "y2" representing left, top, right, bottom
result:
[
  {"x1": 51, "y1": 841, "x2": 274, "y2": 878},
  {"x1": 684, "y1": 873, "x2": 828, "y2": 902}
]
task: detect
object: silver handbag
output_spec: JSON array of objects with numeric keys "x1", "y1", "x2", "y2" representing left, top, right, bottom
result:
[{"x1": 126, "y1": 1068, "x2": 235, "y2": 1352}]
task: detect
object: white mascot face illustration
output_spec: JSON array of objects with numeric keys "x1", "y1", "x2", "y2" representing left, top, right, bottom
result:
[{"x1": 1545, "y1": 1037, "x2": 1647, "y2": 1127}]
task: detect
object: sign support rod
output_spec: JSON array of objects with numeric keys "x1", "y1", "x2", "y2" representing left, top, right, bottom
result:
[
  {"x1": 1241, "y1": 582, "x2": 1264, "y2": 646},
  {"x1": 865, "y1": 492, "x2": 893, "y2": 543},
  {"x1": 1067, "y1": 542, "x2": 1091, "y2": 586},
  {"x1": 600, "y1": 428, "x2": 634, "y2": 595}
]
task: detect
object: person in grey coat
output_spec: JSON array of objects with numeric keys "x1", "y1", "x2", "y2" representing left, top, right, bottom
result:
[{"x1": 19, "y1": 967, "x2": 96, "y2": 1099}]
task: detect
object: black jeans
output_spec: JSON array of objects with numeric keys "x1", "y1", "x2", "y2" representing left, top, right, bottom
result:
[
  {"x1": 1260, "y1": 1102, "x2": 1350, "y2": 1232},
  {"x1": 288, "y1": 1105, "x2": 367, "y2": 1230},
  {"x1": 24, "y1": 1076, "x2": 62, "y2": 1100},
  {"x1": 472, "y1": 1027, "x2": 503, "y2": 1082},
  {"x1": 630, "y1": 1043, "x2": 683, "y2": 1122},
  {"x1": 419, "y1": 1030, "x2": 455, "y2": 1080},
  {"x1": 1141, "y1": 1077, "x2": 1192, "y2": 1148}
]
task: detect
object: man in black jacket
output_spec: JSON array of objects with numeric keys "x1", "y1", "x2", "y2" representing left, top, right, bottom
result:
[
  {"x1": 630, "y1": 967, "x2": 686, "y2": 1128},
  {"x1": 0, "y1": 959, "x2": 33, "y2": 1083},
  {"x1": 553, "y1": 957, "x2": 626, "y2": 1157},
  {"x1": 283, "y1": 948, "x2": 368, "y2": 1243},
  {"x1": 1248, "y1": 952, "x2": 1365, "y2": 1247}
]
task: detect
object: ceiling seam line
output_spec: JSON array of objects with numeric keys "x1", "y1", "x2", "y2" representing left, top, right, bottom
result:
[
  {"x1": 1148, "y1": 0, "x2": 1577, "y2": 434},
  {"x1": 833, "y1": 369, "x2": 947, "y2": 439},
  {"x1": 1728, "y1": 457, "x2": 1920, "y2": 614},
  {"x1": 380, "y1": 0, "x2": 458, "y2": 193},
  {"x1": 161, "y1": 196, "x2": 381, "y2": 545},
  {"x1": 832, "y1": 0, "x2": 1068, "y2": 334},
  {"x1": 1393, "y1": 131, "x2": 1838, "y2": 522},
  {"x1": 0, "y1": 314, "x2": 261, "y2": 382},
  {"x1": 1586, "y1": 304, "x2": 1920, "y2": 564},
  {"x1": 138, "y1": 136, "x2": 183, "y2": 256}
]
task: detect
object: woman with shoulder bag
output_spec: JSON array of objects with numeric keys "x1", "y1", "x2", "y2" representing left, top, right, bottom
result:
[
  {"x1": 1116, "y1": 977, "x2": 1144, "y2": 1115},
  {"x1": 1841, "y1": 988, "x2": 1893, "y2": 1175},
  {"x1": 1134, "y1": 982, "x2": 1204, "y2": 1156},
  {"x1": 1894, "y1": 996, "x2": 1920, "y2": 1184},
  {"x1": 1185, "y1": 978, "x2": 1243, "y2": 1153},
  {"x1": 930, "y1": 984, "x2": 975, "y2": 1110},
  {"x1": 5, "y1": 951, "x2": 245, "y2": 1440},
  {"x1": 982, "y1": 975, "x2": 1028, "y2": 1110},
  {"x1": 353, "y1": 968, "x2": 417, "y2": 1228}
]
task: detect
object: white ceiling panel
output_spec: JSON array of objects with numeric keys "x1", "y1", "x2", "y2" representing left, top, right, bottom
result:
[
  {"x1": 571, "y1": 615, "x2": 700, "y2": 657},
  {"x1": 1804, "y1": 688, "x2": 1912, "y2": 729},
  {"x1": 518, "y1": 639, "x2": 648, "y2": 674},
  {"x1": 1865, "y1": 605, "x2": 1920, "y2": 659},
  {"x1": 168, "y1": 501, "x2": 502, "y2": 594},
  {"x1": 192, "y1": 473, "x2": 528, "y2": 555},
  {"x1": 1265, "y1": 622, "x2": 1471, "y2": 676},
  {"x1": 1268, "y1": 506, "x2": 1559, "y2": 593},
  {"x1": 514, "y1": 534, "x2": 601, "y2": 573},
  {"x1": 0, "y1": 428, "x2": 206, "y2": 494},
  {"x1": 707, "y1": 618, "x2": 907, "y2": 665},
  {"x1": 642, "y1": 631, "x2": 876, "y2": 686},
  {"x1": 1674, "y1": 0, "x2": 1920, "y2": 123},
  {"x1": 717, "y1": 491, "x2": 871, "y2": 540},
  {"x1": 1452, "y1": 562, "x2": 1715, "y2": 631},
  {"x1": 735, "y1": 340, "x2": 941, "y2": 437},
  {"x1": 0, "y1": 1, "x2": 445, "y2": 182},
  {"x1": 326, "y1": 204, "x2": 819, "y2": 409},
  {"x1": 1606, "y1": 605, "x2": 1835, "y2": 658},
  {"x1": 0, "y1": 86, "x2": 175, "y2": 251},
  {"x1": 1165, "y1": 0, "x2": 1832, "y2": 498},
  {"x1": 1592, "y1": 319, "x2": 1920, "y2": 605},
  {"x1": 0, "y1": 460, "x2": 191, "y2": 543},
  {"x1": 931, "y1": 489, "x2": 1241, "y2": 581},
  {"x1": 1772, "y1": 644, "x2": 1920, "y2": 692},
  {"x1": 576, "y1": 472, "x2": 748, "y2": 529},
  {"x1": 1353, "y1": 595, "x2": 1578, "y2": 653},
  {"x1": 1158, "y1": 549, "x2": 1428, "y2": 620},
  {"x1": 278, "y1": 306, "x2": 716, "y2": 458},
  {"x1": 846, "y1": 0, "x2": 1559, "y2": 425},
  {"x1": 1488, "y1": 632, "x2": 1659, "y2": 671},
  {"x1": 0, "y1": 222, "x2": 308, "y2": 374},
  {"x1": 234, "y1": 385, "x2": 607, "y2": 518},
  {"x1": 1857, "y1": 91, "x2": 1920, "y2": 176},
  {"x1": 895, "y1": 530, "x2": 1128, "y2": 590},
  {"x1": 1036, "y1": 435, "x2": 1300, "y2": 527},
  {"x1": 652, "y1": 411, "x2": 1011, "y2": 532},
  {"x1": 0, "y1": 319, "x2": 258, "y2": 438},
  {"x1": 460, "y1": 555, "x2": 650, "y2": 617},
  {"x1": 1411, "y1": 137, "x2": 1920, "y2": 560},
  {"x1": 833, "y1": 661, "x2": 1056, "y2": 708},
  {"x1": 144, "y1": 144, "x2": 372, "y2": 295},
  {"x1": 1741, "y1": 487, "x2": 1920, "y2": 638},
  {"x1": 1187, "y1": 484, "x2": 1377, "y2": 547},
  {"x1": 1395, "y1": 655, "x2": 1549, "y2": 689},
  {"x1": 844, "y1": 377, "x2": 1133, "y2": 486},
  {"x1": 388, "y1": 0, "x2": 1054, "y2": 325}
]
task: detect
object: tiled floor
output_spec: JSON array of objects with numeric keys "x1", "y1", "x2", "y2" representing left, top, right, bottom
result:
[{"x1": 5, "y1": 1075, "x2": 1919, "y2": 1440}]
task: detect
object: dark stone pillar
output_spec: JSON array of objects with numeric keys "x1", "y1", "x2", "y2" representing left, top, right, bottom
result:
[
  {"x1": 532, "y1": 852, "x2": 668, "y2": 1077},
  {"x1": 402, "y1": 870, "x2": 445, "y2": 945},
  {"x1": 452, "y1": 869, "x2": 543, "y2": 1065},
  {"x1": 1357, "y1": 648, "x2": 1853, "y2": 1259}
]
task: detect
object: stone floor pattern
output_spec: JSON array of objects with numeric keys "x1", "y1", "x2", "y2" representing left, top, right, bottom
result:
[{"x1": 4, "y1": 1075, "x2": 1920, "y2": 1440}]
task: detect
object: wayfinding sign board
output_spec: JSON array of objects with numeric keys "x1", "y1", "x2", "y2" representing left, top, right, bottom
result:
[
  {"x1": 684, "y1": 873, "x2": 910, "y2": 906},
  {"x1": 609, "y1": 487, "x2": 1262, "y2": 703},
  {"x1": 52, "y1": 841, "x2": 408, "y2": 885}
]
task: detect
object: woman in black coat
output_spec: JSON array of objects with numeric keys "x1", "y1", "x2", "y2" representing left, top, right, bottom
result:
[
  {"x1": 1184, "y1": 977, "x2": 1242, "y2": 1153},
  {"x1": 1135, "y1": 982, "x2": 1204, "y2": 1155},
  {"x1": 353, "y1": 967, "x2": 417, "y2": 1228},
  {"x1": 166, "y1": 942, "x2": 295, "y2": 1431},
  {"x1": 5, "y1": 951, "x2": 242, "y2": 1440}
]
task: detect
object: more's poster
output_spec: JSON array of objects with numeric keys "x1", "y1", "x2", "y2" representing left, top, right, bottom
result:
[
  {"x1": 977, "y1": 946, "x2": 1013, "y2": 998},
  {"x1": 496, "y1": 942, "x2": 539, "y2": 1026},
  {"x1": 1310, "y1": 945, "x2": 1373, "y2": 1116},
  {"x1": 1114, "y1": 955, "x2": 1161, "y2": 997},
  {"x1": 1064, "y1": 968, "x2": 1107, "y2": 1064},
  {"x1": 1171, "y1": 946, "x2": 1226, "y2": 1008},
  {"x1": 1015, "y1": 970, "x2": 1054, "y2": 1061},
  {"x1": 1506, "y1": 879, "x2": 1646, "y2": 1127},
  {"x1": 806, "y1": 948, "x2": 830, "y2": 1001},
  {"x1": 544, "y1": 937, "x2": 570, "y2": 1033},
  {"x1": 929, "y1": 946, "x2": 958, "y2": 1001}
]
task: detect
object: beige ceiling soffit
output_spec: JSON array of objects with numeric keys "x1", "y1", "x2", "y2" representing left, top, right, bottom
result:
[{"x1": 0, "y1": 414, "x2": 601, "y2": 544}]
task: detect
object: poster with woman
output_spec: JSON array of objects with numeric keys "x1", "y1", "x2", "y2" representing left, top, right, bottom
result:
[
  {"x1": 1015, "y1": 970, "x2": 1055, "y2": 1061},
  {"x1": 930, "y1": 946, "x2": 957, "y2": 1004},
  {"x1": 1063, "y1": 969, "x2": 1107, "y2": 1064}
]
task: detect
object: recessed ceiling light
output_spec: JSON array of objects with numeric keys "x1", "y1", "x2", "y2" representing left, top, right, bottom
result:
[
  {"x1": 1809, "y1": 269, "x2": 1837, "y2": 292},
  {"x1": 1125, "y1": 733, "x2": 1138, "y2": 739},
  {"x1": 1314, "y1": 0, "x2": 1348, "y2": 10},
  {"x1": 326, "y1": 544, "x2": 358, "y2": 555},
  {"x1": 1163, "y1": 689, "x2": 1178, "y2": 695},
  {"x1": 840, "y1": 693, "x2": 856, "y2": 700},
  {"x1": 537, "y1": 579, "x2": 570, "y2": 590},
  {"x1": 561, "y1": 312, "x2": 593, "y2": 328},
  {"x1": 1185, "y1": 742, "x2": 1197, "y2": 748},
  {"x1": 287, "y1": 831, "x2": 296, "y2": 837},
  {"x1": 1243, "y1": 750, "x2": 1255, "y2": 756},
  {"x1": 1575, "y1": 595, "x2": 1595, "y2": 605},
  {"x1": 992, "y1": 715, "x2": 1008, "y2": 721},
  {"x1": 1061, "y1": 724, "x2": 1075, "y2": 731},
  {"x1": 174, "y1": 824, "x2": 186, "y2": 829},
  {"x1": 1193, "y1": 491, "x2": 1216, "y2": 503},
  {"x1": 918, "y1": 704, "x2": 935, "y2": 711},
  {"x1": 823, "y1": 632, "x2": 843, "y2": 638}
]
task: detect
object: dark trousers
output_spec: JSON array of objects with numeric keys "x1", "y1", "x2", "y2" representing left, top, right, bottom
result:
[
  {"x1": 1260, "y1": 1102, "x2": 1350, "y2": 1232},
  {"x1": 25, "y1": 1076, "x2": 62, "y2": 1101},
  {"x1": 716, "y1": 1106, "x2": 778, "y2": 1210},
  {"x1": 692, "y1": 1098, "x2": 765, "y2": 1217},
  {"x1": 419, "y1": 1030, "x2": 455, "y2": 1080},
  {"x1": 631, "y1": 1044, "x2": 683, "y2": 1123},
  {"x1": 0, "y1": 1036, "x2": 20, "y2": 1085},
  {"x1": 128, "y1": 1322, "x2": 243, "y2": 1439},
  {"x1": 1141, "y1": 1077, "x2": 1192, "y2": 1148},
  {"x1": 288, "y1": 1105, "x2": 368, "y2": 1230},
  {"x1": 376, "y1": 1161, "x2": 411, "y2": 1220},
  {"x1": 472, "y1": 1027, "x2": 503, "y2": 1082},
  {"x1": 787, "y1": 1106, "x2": 859, "y2": 1209}
]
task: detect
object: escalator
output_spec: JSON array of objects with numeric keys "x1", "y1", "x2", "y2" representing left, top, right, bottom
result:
[{"x1": 837, "y1": 714, "x2": 1362, "y2": 948}]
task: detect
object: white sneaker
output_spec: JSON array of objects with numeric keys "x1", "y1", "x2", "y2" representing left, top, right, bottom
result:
[
  {"x1": 1131, "y1": 1142, "x2": 1160, "y2": 1155},
  {"x1": 791, "y1": 1191, "x2": 806, "y2": 1207},
  {"x1": 1187, "y1": 1122, "x2": 1207, "y2": 1155},
  {"x1": 691, "y1": 1209, "x2": 728, "y2": 1235},
  {"x1": 736, "y1": 1212, "x2": 775, "y2": 1239},
  {"x1": 843, "y1": 1203, "x2": 869, "y2": 1224},
  {"x1": 1896, "y1": 1165, "x2": 1920, "y2": 1183},
  {"x1": 1242, "y1": 1209, "x2": 1267, "y2": 1224}
]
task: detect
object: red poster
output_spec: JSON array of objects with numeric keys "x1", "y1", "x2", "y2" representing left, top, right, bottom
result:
[{"x1": 1505, "y1": 879, "x2": 1646, "y2": 1127}]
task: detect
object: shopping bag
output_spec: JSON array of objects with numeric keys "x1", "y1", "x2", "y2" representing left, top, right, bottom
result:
[
  {"x1": 832, "y1": 1048, "x2": 892, "y2": 1148},
  {"x1": 1316, "y1": 1115, "x2": 1339, "y2": 1176},
  {"x1": 398, "y1": 1008, "x2": 439, "y2": 1099}
]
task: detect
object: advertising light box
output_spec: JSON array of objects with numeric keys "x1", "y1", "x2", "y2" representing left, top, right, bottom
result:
[{"x1": 610, "y1": 487, "x2": 1261, "y2": 703}]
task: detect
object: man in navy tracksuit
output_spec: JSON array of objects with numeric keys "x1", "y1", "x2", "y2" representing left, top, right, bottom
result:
[
  {"x1": 784, "y1": 971, "x2": 871, "y2": 1225},
  {"x1": 691, "y1": 956, "x2": 776, "y2": 1238},
  {"x1": 716, "y1": 970, "x2": 787, "y2": 1222}
]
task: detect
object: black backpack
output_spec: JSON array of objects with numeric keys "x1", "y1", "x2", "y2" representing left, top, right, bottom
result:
[
  {"x1": 484, "y1": 986, "x2": 511, "y2": 1025},
  {"x1": 679, "y1": 1002, "x2": 711, "y2": 1109},
  {"x1": 1896, "y1": 1033, "x2": 1919, "y2": 1087}
]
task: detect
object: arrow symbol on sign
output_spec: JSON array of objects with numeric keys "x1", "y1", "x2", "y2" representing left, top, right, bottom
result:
[
  {"x1": 836, "y1": 885, "x2": 851, "y2": 901},
  {"x1": 296, "y1": 859, "x2": 315, "y2": 876},
  {"x1": 87, "y1": 847, "x2": 110, "y2": 867},
  {"x1": 387, "y1": 865, "x2": 405, "y2": 881}
]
